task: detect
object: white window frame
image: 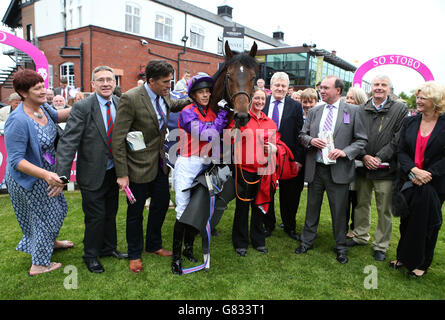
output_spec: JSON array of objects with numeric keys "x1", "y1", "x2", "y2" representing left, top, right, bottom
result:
[
  {"x1": 155, "y1": 13, "x2": 172, "y2": 42},
  {"x1": 190, "y1": 24, "x2": 205, "y2": 49},
  {"x1": 217, "y1": 35, "x2": 224, "y2": 54},
  {"x1": 60, "y1": 62, "x2": 75, "y2": 87},
  {"x1": 48, "y1": 64, "x2": 54, "y2": 89},
  {"x1": 125, "y1": 3, "x2": 141, "y2": 34},
  {"x1": 77, "y1": 0, "x2": 82, "y2": 27}
]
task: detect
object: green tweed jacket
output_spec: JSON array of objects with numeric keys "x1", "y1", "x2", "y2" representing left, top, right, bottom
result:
[{"x1": 112, "y1": 85, "x2": 190, "y2": 183}]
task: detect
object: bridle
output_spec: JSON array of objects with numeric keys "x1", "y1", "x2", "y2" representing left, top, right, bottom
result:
[{"x1": 223, "y1": 71, "x2": 252, "y2": 110}]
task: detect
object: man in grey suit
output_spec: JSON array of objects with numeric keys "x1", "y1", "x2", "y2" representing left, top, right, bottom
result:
[
  {"x1": 56, "y1": 66, "x2": 128, "y2": 273},
  {"x1": 295, "y1": 76, "x2": 367, "y2": 264}
]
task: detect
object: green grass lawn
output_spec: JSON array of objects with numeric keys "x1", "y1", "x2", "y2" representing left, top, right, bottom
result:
[{"x1": 0, "y1": 188, "x2": 444, "y2": 300}]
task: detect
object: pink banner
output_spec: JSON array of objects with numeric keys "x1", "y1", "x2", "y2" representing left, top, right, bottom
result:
[
  {"x1": 353, "y1": 54, "x2": 434, "y2": 88},
  {"x1": 0, "y1": 137, "x2": 76, "y2": 184},
  {"x1": 0, "y1": 31, "x2": 49, "y2": 88}
]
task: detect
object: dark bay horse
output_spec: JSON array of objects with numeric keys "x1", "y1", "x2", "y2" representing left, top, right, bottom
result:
[{"x1": 209, "y1": 41, "x2": 258, "y2": 128}]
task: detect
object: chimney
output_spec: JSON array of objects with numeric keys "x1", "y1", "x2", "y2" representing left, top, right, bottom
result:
[
  {"x1": 332, "y1": 50, "x2": 337, "y2": 56},
  {"x1": 273, "y1": 31, "x2": 284, "y2": 41},
  {"x1": 217, "y1": 5, "x2": 233, "y2": 21}
]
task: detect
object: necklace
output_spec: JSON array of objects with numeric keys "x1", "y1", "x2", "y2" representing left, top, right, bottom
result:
[{"x1": 33, "y1": 111, "x2": 43, "y2": 119}]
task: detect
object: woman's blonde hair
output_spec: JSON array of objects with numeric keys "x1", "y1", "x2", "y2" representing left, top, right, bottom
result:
[
  {"x1": 300, "y1": 88, "x2": 318, "y2": 101},
  {"x1": 346, "y1": 87, "x2": 368, "y2": 105},
  {"x1": 415, "y1": 81, "x2": 445, "y2": 114}
]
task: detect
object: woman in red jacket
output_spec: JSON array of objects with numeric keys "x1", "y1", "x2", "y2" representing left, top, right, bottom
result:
[{"x1": 230, "y1": 87, "x2": 278, "y2": 256}]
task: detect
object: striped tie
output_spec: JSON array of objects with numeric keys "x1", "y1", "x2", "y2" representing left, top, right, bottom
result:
[
  {"x1": 271, "y1": 100, "x2": 280, "y2": 128},
  {"x1": 155, "y1": 95, "x2": 167, "y2": 129},
  {"x1": 323, "y1": 104, "x2": 334, "y2": 131},
  {"x1": 105, "y1": 101, "x2": 114, "y2": 159}
]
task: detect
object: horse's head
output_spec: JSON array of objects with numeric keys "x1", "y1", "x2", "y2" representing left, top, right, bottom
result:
[{"x1": 211, "y1": 41, "x2": 258, "y2": 128}]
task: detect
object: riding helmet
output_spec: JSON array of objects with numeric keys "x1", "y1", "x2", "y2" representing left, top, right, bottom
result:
[{"x1": 187, "y1": 74, "x2": 214, "y2": 96}]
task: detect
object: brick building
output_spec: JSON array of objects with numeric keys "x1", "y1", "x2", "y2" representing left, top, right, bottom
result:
[{"x1": 1, "y1": 0, "x2": 285, "y2": 100}]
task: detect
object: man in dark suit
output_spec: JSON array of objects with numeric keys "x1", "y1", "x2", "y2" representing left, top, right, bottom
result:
[
  {"x1": 112, "y1": 60, "x2": 191, "y2": 273},
  {"x1": 56, "y1": 66, "x2": 128, "y2": 273},
  {"x1": 54, "y1": 77, "x2": 74, "y2": 104},
  {"x1": 295, "y1": 76, "x2": 367, "y2": 264},
  {"x1": 262, "y1": 72, "x2": 305, "y2": 240}
]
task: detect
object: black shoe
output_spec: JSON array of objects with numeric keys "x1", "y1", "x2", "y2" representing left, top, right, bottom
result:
[
  {"x1": 294, "y1": 244, "x2": 313, "y2": 254},
  {"x1": 83, "y1": 257, "x2": 104, "y2": 273},
  {"x1": 255, "y1": 246, "x2": 268, "y2": 254},
  {"x1": 346, "y1": 239, "x2": 361, "y2": 247},
  {"x1": 171, "y1": 259, "x2": 183, "y2": 275},
  {"x1": 101, "y1": 250, "x2": 128, "y2": 259},
  {"x1": 279, "y1": 223, "x2": 285, "y2": 229},
  {"x1": 388, "y1": 260, "x2": 404, "y2": 269},
  {"x1": 285, "y1": 230, "x2": 300, "y2": 241},
  {"x1": 183, "y1": 246, "x2": 198, "y2": 263},
  {"x1": 336, "y1": 252, "x2": 349, "y2": 264},
  {"x1": 373, "y1": 250, "x2": 386, "y2": 262},
  {"x1": 407, "y1": 269, "x2": 427, "y2": 279},
  {"x1": 235, "y1": 248, "x2": 247, "y2": 257},
  {"x1": 264, "y1": 229, "x2": 272, "y2": 238}
]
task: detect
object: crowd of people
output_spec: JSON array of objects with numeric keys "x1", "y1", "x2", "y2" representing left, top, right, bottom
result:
[{"x1": 3, "y1": 60, "x2": 445, "y2": 281}]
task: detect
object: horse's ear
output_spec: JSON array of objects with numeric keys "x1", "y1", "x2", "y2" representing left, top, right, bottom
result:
[
  {"x1": 225, "y1": 41, "x2": 233, "y2": 60},
  {"x1": 249, "y1": 41, "x2": 257, "y2": 58}
]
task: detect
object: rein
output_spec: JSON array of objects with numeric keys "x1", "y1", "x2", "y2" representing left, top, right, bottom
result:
[{"x1": 232, "y1": 128, "x2": 261, "y2": 202}]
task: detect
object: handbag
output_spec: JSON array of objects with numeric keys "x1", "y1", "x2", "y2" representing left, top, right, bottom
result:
[
  {"x1": 42, "y1": 103, "x2": 64, "y2": 149},
  {"x1": 391, "y1": 169, "x2": 413, "y2": 218}
]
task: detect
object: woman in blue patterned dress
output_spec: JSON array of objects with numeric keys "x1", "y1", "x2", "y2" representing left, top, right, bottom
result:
[{"x1": 4, "y1": 69, "x2": 73, "y2": 276}]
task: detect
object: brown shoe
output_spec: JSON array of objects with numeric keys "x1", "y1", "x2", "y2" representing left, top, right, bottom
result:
[
  {"x1": 129, "y1": 259, "x2": 143, "y2": 273},
  {"x1": 146, "y1": 248, "x2": 172, "y2": 257}
]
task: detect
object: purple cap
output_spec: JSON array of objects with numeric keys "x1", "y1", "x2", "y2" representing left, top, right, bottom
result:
[{"x1": 187, "y1": 74, "x2": 214, "y2": 95}]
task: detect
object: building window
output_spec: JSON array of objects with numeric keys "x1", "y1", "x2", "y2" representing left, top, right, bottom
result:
[
  {"x1": 26, "y1": 24, "x2": 33, "y2": 42},
  {"x1": 217, "y1": 35, "x2": 223, "y2": 54},
  {"x1": 190, "y1": 24, "x2": 204, "y2": 49},
  {"x1": 78, "y1": 5, "x2": 82, "y2": 26},
  {"x1": 125, "y1": 3, "x2": 141, "y2": 34},
  {"x1": 60, "y1": 62, "x2": 75, "y2": 87},
  {"x1": 48, "y1": 64, "x2": 54, "y2": 89},
  {"x1": 155, "y1": 13, "x2": 172, "y2": 41}
]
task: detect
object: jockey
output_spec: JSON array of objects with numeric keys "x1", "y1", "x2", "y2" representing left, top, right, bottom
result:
[{"x1": 171, "y1": 74, "x2": 228, "y2": 275}]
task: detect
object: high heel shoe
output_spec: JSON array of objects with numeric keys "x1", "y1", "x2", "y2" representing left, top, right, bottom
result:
[
  {"x1": 407, "y1": 269, "x2": 426, "y2": 279},
  {"x1": 388, "y1": 260, "x2": 404, "y2": 269}
]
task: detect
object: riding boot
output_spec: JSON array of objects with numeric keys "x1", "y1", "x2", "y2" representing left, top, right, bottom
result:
[
  {"x1": 203, "y1": 253, "x2": 210, "y2": 271},
  {"x1": 172, "y1": 220, "x2": 184, "y2": 275},
  {"x1": 183, "y1": 226, "x2": 198, "y2": 263}
]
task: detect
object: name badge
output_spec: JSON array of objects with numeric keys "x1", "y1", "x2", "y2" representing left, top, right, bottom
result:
[{"x1": 344, "y1": 113, "x2": 350, "y2": 124}]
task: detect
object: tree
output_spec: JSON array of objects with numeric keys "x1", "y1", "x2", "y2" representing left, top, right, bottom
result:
[{"x1": 398, "y1": 91, "x2": 416, "y2": 109}]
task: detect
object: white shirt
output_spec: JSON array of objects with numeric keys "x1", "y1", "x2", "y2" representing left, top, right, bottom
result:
[
  {"x1": 267, "y1": 96, "x2": 284, "y2": 128},
  {"x1": 318, "y1": 99, "x2": 340, "y2": 135},
  {"x1": 96, "y1": 94, "x2": 116, "y2": 170},
  {"x1": 316, "y1": 99, "x2": 340, "y2": 163},
  {"x1": 145, "y1": 83, "x2": 167, "y2": 128}
]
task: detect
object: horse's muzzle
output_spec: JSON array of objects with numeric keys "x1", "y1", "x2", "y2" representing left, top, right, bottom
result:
[{"x1": 234, "y1": 112, "x2": 251, "y2": 128}]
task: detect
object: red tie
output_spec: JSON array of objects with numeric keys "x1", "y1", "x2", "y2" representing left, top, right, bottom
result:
[{"x1": 105, "y1": 101, "x2": 114, "y2": 158}]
